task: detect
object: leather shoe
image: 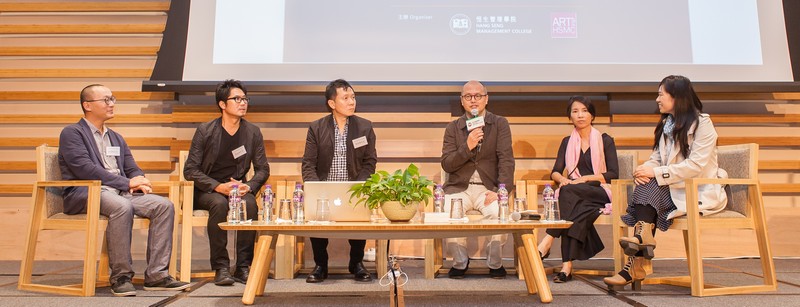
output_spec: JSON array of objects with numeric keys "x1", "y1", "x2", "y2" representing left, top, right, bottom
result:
[
  {"x1": 306, "y1": 265, "x2": 328, "y2": 283},
  {"x1": 349, "y1": 262, "x2": 373, "y2": 282},
  {"x1": 553, "y1": 271, "x2": 572, "y2": 283},
  {"x1": 489, "y1": 266, "x2": 507, "y2": 279},
  {"x1": 232, "y1": 266, "x2": 250, "y2": 284},
  {"x1": 214, "y1": 268, "x2": 235, "y2": 286},
  {"x1": 448, "y1": 260, "x2": 470, "y2": 279}
]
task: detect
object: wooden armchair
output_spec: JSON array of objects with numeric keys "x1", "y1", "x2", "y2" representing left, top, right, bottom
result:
[
  {"x1": 19, "y1": 145, "x2": 179, "y2": 296},
  {"x1": 610, "y1": 143, "x2": 777, "y2": 296}
]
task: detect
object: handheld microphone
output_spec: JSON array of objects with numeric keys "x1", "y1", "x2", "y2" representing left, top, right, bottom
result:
[{"x1": 470, "y1": 108, "x2": 483, "y2": 152}]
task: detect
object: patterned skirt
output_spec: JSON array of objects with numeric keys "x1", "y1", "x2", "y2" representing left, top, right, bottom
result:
[{"x1": 621, "y1": 180, "x2": 677, "y2": 232}]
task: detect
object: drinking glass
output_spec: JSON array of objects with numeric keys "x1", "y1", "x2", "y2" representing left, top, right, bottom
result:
[
  {"x1": 513, "y1": 197, "x2": 526, "y2": 213},
  {"x1": 449, "y1": 198, "x2": 464, "y2": 220},
  {"x1": 544, "y1": 199, "x2": 561, "y2": 221},
  {"x1": 316, "y1": 198, "x2": 331, "y2": 222},
  {"x1": 278, "y1": 199, "x2": 292, "y2": 223}
]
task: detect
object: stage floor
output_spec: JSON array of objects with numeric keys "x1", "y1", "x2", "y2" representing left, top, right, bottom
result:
[{"x1": 2, "y1": 257, "x2": 799, "y2": 306}]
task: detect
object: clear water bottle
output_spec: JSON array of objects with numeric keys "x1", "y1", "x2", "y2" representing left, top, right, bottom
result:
[
  {"x1": 497, "y1": 183, "x2": 509, "y2": 223},
  {"x1": 433, "y1": 184, "x2": 445, "y2": 213},
  {"x1": 228, "y1": 184, "x2": 240, "y2": 224},
  {"x1": 292, "y1": 183, "x2": 304, "y2": 224},
  {"x1": 542, "y1": 183, "x2": 555, "y2": 202},
  {"x1": 261, "y1": 184, "x2": 274, "y2": 223}
]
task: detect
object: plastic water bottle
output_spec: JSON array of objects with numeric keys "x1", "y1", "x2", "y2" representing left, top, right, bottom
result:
[
  {"x1": 228, "y1": 184, "x2": 240, "y2": 224},
  {"x1": 292, "y1": 183, "x2": 304, "y2": 224},
  {"x1": 497, "y1": 183, "x2": 509, "y2": 223},
  {"x1": 542, "y1": 184, "x2": 555, "y2": 202},
  {"x1": 261, "y1": 184, "x2": 274, "y2": 222},
  {"x1": 433, "y1": 184, "x2": 445, "y2": 213}
]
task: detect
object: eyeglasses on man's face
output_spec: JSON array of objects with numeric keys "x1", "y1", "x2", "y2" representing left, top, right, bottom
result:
[
  {"x1": 85, "y1": 96, "x2": 116, "y2": 105},
  {"x1": 461, "y1": 94, "x2": 487, "y2": 101},
  {"x1": 227, "y1": 96, "x2": 250, "y2": 104}
]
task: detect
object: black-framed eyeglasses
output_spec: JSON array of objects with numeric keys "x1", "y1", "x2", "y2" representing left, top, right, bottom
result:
[
  {"x1": 85, "y1": 96, "x2": 116, "y2": 105},
  {"x1": 461, "y1": 94, "x2": 486, "y2": 101},
  {"x1": 227, "y1": 96, "x2": 250, "y2": 104}
]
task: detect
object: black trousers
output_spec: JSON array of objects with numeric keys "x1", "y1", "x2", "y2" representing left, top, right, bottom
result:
[
  {"x1": 195, "y1": 190, "x2": 257, "y2": 270},
  {"x1": 309, "y1": 237, "x2": 366, "y2": 269}
]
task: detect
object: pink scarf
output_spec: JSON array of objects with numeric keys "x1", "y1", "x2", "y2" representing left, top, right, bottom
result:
[{"x1": 556, "y1": 127, "x2": 613, "y2": 213}]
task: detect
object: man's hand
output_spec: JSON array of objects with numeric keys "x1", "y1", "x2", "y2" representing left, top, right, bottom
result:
[
  {"x1": 484, "y1": 190, "x2": 498, "y2": 205},
  {"x1": 129, "y1": 175, "x2": 152, "y2": 194},
  {"x1": 214, "y1": 178, "x2": 250, "y2": 196},
  {"x1": 467, "y1": 128, "x2": 484, "y2": 151}
]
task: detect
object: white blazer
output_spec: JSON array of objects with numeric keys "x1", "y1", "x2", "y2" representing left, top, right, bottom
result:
[{"x1": 642, "y1": 114, "x2": 728, "y2": 219}]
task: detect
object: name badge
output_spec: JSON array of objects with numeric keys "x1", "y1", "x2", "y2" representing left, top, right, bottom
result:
[
  {"x1": 466, "y1": 116, "x2": 485, "y2": 131},
  {"x1": 352, "y1": 136, "x2": 368, "y2": 149},
  {"x1": 106, "y1": 146, "x2": 120, "y2": 156},
  {"x1": 232, "y1": 145, "x2": 247, "y2": 159}
]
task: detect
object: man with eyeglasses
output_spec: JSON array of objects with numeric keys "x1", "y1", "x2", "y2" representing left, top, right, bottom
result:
[
  {"x1": 58, "y1": 84, "x2": 190, "y2": 296},
  {"x1": 183, "y1": 79, "x2": 270, "y2": 286},
  {"x1": 440, "y1": 80, "x2": 515, "y2": 279},
  {"x1": 301, "y1": 79, "x2": 377, "y2": 283}
]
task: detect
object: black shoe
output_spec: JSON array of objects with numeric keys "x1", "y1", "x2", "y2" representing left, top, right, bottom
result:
[
  {"x1": 232, "y1": 266, "x2": 250, "y2": 284},
  {"x1": 214, "y1": 268, "x2": 235, "y2": 286},
  {"x1": 539, "y1": 250, "x2": 551, "y2": 259},
  {"x1": 111, "y1": 276, "x2": 136, "y2": 297},
  {"x1": 448, "y1": 260, "x2": 470, "y2": 279},
  {"x1": 489, "y1": 266, "x2": 507, "y2": 279},
  {"x1": 306, "y1": 265, "x2": 328, "y2": 283},
  {"x1": 349, "y1": 262, "x2": 373, "y2": 282},
  {"x1": 553, "y1": 271, "x2": 572, "y2": 283},
  {"x1": 144, "y1": 275, "x2": 190, "y2": 291}
]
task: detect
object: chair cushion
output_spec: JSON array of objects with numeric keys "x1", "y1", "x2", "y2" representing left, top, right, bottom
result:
[
  {"x1": 49, "y1": 213, "x2": 149, "y2": 220},
  {"x1": 193, "y1": 210, "x2": 210, "y2": 217}
]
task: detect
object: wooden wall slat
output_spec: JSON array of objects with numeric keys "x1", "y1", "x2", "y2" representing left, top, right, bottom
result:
[
  {"x1": 0, "y1": 91, "x2": 174, "y2": 101},
  {"x1": 0, "y1": 114, "x2": 172, "y2": 124},
  {"x1": 0, "y1": 24, "x2": 166, "y2": 34},
  {"x1": 0, "y1": 161, "x2": 171, "y2": 172},
  {"x1": 0, "y1": 2, "x2": 170, "y2": 12},
  {"x1": 613, "y1": 114, "x2": 800, "y2": 124},
  {"x1": 759, "y1": 160, "x2": 800, "y2": 171},
  {"x1": 0, "y1": 137, "x2": 173, "y2": 148},
  {"x1": 0, "y1": 69, "x2": 152, "y2": 78},
  {"x1": 0, "y1": 46, "x2": 159, "y2": 56}
]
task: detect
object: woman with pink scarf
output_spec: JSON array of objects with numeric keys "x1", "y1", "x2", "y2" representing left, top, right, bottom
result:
[{"x1": 537, "y1": 96, "x2": 619, "y2": 283}]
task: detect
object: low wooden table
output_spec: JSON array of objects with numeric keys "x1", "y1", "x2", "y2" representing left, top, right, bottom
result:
[{"x1": 220, "y1": 220, "x2": 571, "y2": 305}]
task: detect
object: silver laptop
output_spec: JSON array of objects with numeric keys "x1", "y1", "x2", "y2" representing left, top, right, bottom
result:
[{"x1": 303, "y1": 181, "x2": 372, "y2": 222}]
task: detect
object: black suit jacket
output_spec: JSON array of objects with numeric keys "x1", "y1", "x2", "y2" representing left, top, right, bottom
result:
[{"x1": 302, "y1": 114, "x2": 377, "y2": 181}]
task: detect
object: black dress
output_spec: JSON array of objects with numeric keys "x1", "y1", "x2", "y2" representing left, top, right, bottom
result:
[{"x1": 546, "y1": 134, "x2": 619, "y2": 262}]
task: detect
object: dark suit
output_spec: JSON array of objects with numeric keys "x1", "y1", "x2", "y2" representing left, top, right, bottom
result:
[
  {"x1": 441, "y1": 111, "x2": 515, "y2": 193},
  {"x1": 301, "y1": 114, "x2": 377, "y2": 268},
  {"x1": 183, "y1": 117, "x2": 270, "y2": 269}
]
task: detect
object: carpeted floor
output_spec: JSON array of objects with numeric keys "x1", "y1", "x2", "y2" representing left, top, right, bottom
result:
[{"x1": 2, "y1": 257, "x2": 798, "y2": 306}]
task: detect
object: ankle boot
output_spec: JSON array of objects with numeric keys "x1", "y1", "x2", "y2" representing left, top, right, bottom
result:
[
  {"x1": 619, "y1": 221, "x2": 656, "y2": 259},
  {"x1": 603, "y1": 256, "x2": 646, "y2": 290}
]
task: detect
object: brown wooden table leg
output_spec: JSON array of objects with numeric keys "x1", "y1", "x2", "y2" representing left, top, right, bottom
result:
[
  {"x1": 256, "y1": 234, "x2": 279, "y2": 296},
  {"x1": 243, "y1": 234, "x2": 273, "y2": 305},
  {"x1": 521, "y1": 231, "x2": 553, "y2": 303},
  {"x1": 513, "y1": 232, "x2": 538, "y2": 294}
]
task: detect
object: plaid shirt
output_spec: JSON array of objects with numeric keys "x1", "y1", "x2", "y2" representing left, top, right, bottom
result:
[{"x1": 326, "y1": 119, "x2": 349, "y2": 181}]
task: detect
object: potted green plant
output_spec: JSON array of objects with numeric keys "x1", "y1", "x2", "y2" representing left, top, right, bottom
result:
[{"x1": 348, "y1": 163, "x2": 434, "y2": 222}]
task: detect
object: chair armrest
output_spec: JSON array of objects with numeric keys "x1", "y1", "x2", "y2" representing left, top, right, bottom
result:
[
  {"x1": 686, "y1": 178, "x2": 758, "y2": 186},
  {"x1": 35, "y1": 180, "x2": 100, "y2": 187}
]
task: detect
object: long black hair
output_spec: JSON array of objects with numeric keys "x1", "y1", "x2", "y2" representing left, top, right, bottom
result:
[{"x1": 653, "y1": 75, "x2": 703, "y2": 158}]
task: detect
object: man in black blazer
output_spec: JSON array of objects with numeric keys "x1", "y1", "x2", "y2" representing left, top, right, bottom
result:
[
  {"x1": 301, "y1": 79, "x2": 378, "y2": 283},
  {"x1": 183, "y1": 80, "x2": 270, "y2": 286},
  {"x1": 59, "y1": 84, "x2": 189, "y2": 296}
]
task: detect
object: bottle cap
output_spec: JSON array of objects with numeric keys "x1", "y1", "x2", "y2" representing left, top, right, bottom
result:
[
  {"x1": 498, "y1": 183, "x2": 505, "y2": 188},
  {"x1": 266, "y1": 184, "x2": 271, "y2": 188}
]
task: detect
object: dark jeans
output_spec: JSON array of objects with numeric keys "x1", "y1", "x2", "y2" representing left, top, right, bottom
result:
[
  {"x1": 195, "y1": 190, "x2": 257, "y2": 270},
  {"x1": 309, "y1": 237, "x2": 366, "y2": 269}
]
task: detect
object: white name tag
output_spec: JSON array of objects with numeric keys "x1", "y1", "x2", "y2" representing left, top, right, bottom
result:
[
  {"x1": 232, "y1": 145, "x2": 247, "y2": 159},
  {"x1": 106, "y1": 146, "x2": 120, "y2": 156},
  {"x1": 466, "y1": 116, "x2": 485, "y2": 131},
  {"x1": 352, "y1": 136, "x2": 368, "y2": 149}
]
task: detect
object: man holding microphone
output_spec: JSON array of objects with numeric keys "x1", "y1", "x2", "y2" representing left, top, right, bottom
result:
[{"x1": 440, "y1": 80, "x2": 515, "y2": 279}]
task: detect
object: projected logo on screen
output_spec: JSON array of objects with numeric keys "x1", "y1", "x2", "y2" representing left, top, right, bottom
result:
[
  {"x1": 450, "y1": 14, "x2": 471, "y2": 35},
  {"x1": 551, "y1": 12, "x2": 577, "y2": 38}
]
